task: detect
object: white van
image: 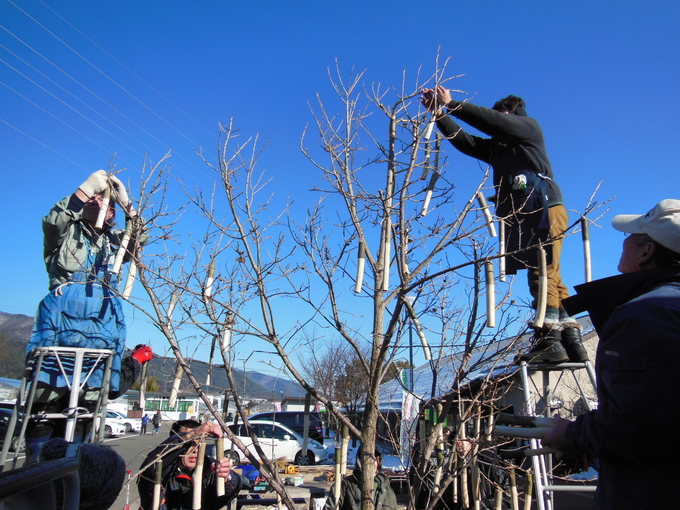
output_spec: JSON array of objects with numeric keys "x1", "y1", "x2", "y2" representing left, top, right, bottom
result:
[{"x1": 224, "y1": 420, "x2": 329, "y2": 465}]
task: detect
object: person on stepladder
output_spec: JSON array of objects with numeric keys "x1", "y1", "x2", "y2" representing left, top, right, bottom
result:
[
  {"x1": 544, "y1": 199, "x2": 680, "y2": 509},
  {"x1": 421, "y1": 87, "x2": 588, "y2": 363},
  {"x1": 24, "y1": 170, "x2": 153, "y2": 461}
]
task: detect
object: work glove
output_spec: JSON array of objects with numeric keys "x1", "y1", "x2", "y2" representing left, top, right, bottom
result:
[
  {"x1": 78, "y1": 170, "x2": 109, "y2": 198},
  {"x1": 78, "y1": 170, "x2": 136, "y2": 217},
  {"x1": 131, "y1": 344, "x2": 153, "y2": 364},
  {"x1": 108, "y1": 174, "x2": 137, "y2": 218}
]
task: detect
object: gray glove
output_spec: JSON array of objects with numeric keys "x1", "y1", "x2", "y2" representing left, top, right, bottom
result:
[
  {"x1": 78, "y1": 170, "x2": 109, "y2": 198},
  {"x1": 108, "y1": 174, "x2": 136, "y2": 217},
  {"x1": 78, "y1": 170, "x2": 136, "y2": 217}
]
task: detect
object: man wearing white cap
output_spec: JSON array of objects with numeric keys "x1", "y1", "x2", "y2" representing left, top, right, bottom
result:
[{"x1": 544, "y1": 199, "x2": 680, "y2": 509}]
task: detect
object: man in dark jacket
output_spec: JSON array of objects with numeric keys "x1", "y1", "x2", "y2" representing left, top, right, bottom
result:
[
  {"x1": 544, "y1": 199, "x2": 680, "y2": 509},
  {"x1": 138, "y1": 419, "x2": 241, "y2": 510},
  {"x1": 421, "y1": 88, "x2": 587, "y2": 363}
]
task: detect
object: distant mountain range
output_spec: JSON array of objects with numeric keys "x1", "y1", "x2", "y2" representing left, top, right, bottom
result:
[{"x1": 0, "y1": 311, "x2": 304, "y2": 400}]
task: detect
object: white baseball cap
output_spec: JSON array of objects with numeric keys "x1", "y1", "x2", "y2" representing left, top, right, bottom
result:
[{"x1": 612, "y1": 199, "x2": 680, "y2": 254}]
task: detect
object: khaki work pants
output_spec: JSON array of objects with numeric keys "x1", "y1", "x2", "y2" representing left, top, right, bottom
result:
[{"x1": 527, "y1": 204, "x2": 570, "y2": 312}]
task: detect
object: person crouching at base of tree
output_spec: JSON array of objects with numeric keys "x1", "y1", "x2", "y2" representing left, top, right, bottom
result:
[{"x1": 137, "y1": 419, "x2": 241, "y2": 510}]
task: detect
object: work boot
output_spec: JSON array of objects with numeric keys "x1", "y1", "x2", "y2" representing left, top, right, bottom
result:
[
  {"x1": 520, "y1": 328, "x2": 569, "y2": 363},
  {"x1": 561, "y1": 326, "x2": 589, "y2": 362}
]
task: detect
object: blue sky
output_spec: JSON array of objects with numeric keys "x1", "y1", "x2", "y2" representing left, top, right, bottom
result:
[{"x1": 1, "y1": 1, "x2": 679, "y2": 375}]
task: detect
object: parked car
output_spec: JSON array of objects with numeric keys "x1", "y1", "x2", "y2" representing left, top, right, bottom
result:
[
  {"x1": 224, "y1": 420, "x2": 329, "y2": 465},
  {"x1": 0, "y1": 408, "x2": 24, "y2": 452},
  {"x1": 94, "y1": 411, "x2": 127, "y2": 438},
  {"x1": 108, "y1": 410, "x2": 141, "y2": 433},
  {"x1": 248, "y1": 411, "x2": 324, "y2": 444}
]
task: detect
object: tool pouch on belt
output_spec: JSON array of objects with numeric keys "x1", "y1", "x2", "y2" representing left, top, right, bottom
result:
[{"x1": 495, "y1": 171, "x2": 552, "y2": 274}]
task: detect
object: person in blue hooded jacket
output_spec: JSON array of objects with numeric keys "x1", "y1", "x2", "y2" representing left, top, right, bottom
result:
[{"x1": 25, "y1": 170, "x2": 152, "y2": 460}]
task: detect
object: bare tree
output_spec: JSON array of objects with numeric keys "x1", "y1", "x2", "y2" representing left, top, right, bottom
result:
[{"x1": 123, "y1": 58, "x2": 603, "y2": 510}]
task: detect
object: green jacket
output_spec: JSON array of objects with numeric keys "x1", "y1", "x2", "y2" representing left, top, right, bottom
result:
[
  {"x1": 43, "y1": 194, "x2": 146, "y2": 289},
  {"x1": 324, "y1": 471, "x2": 398, "y2": 510}
]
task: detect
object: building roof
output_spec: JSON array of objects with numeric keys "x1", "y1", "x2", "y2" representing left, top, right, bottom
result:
[{"x1": 375, "y1": 316, "x2": 595, "y2": 412}]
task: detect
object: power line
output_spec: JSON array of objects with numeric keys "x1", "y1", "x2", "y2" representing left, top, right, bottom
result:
[
  {"x1": 1, "y1": 79, "x2": 129, "y2": 163},
  {"x1": 7, "y1": 0, "x2": 203, "y2": 147},
  {"x1": 0, "y1": 116, "x2": 88, "y2": 170},
  {"x1": 36, "y1": 0, "x2": 215, "y2": 139},
  {"x1": 1, "y1": 42, "x2": 165, "y2": 156},
  {"x1": 0, "y1": 24, "x2": 213, "y2": 192},
  {"x1": 1, "y1": 25, "x2": 174, "y2": 152},
  {"x1": 1, "y1": 55, "x2": 147, "y2": 159}
]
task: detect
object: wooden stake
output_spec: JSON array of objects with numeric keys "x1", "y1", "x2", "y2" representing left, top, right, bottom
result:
[
  {"x1": 152, "y1": 458, "x2": 162, "y2": 510},
  {"x1": 420, "y1": 171, "x2": 439, "y2": 217},
  {"x1": 95, "y1": 185, "x2": 111, "y2": 230},
  {"x1": 581, "y1": 217, "x2": 592, "y2": 282},
  {"x1": 494, "y1": 486, "x2": 503, "y2": 510},
  {"x1": 334, "y1": 446, "x2": 342, "y2": 509},
  {"x1": 460, "y1": 422, "x2": 469, "y2": 508},
  {"x1": 216, "y1": 438, "x2": 226, "y2": 507},
  {"x1": 523, "y1": 471, "x2": 533, "y2": 510},
  {"x1": 476, "y1": 192, "x2": 497, "y2": 237},
  {"x1": 353, "y1": 241, "x2": 365, "y2": 293},
  {"x1": 139, "y1": 362, "x2": 148, "y2": 411},
  {"x1": 533, "y1": 245, "x2": 548, "y2": 328},
  {"x1": 498, "y1": 220, "x2": 506, "y2": 282},
  {"x1": 193, "y1": 442, "x2": 206, "y2": 509},
  {"x1": 485, "y1": 261, "x2": 496, "y2": 328},
  {"x1": 509, "y1": 465, "x2": 519, "y2": 510}
]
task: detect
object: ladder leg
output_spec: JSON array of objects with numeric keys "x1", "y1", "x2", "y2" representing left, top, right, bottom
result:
[
  {"x1": 16, "y1": 352, "x2": 50, "y2": 467},
  {"x1": 571, "y1": 370, "x2": 594, "y2": 412},
  {"x1": 64, "y1": 351, "x2": 85, "y2": 442},
  {"x1": 583, "y1": 361, "x2": 597, "y2": 390},
  {"x1": 92, "y1": 354, "x2": 114, "y2": 443},
  {"x1": 519, "y1": 362, "x2": 547, "y2": 510}
]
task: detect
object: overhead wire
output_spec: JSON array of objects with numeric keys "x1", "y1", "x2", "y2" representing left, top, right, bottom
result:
[
  {"x1": 0, "y1": 24, "x2": 214, "y2": 194},
  {"x1": 1, "y1": 42, "x2": 167, "y2": 156},
  {"x1": 0, "y1": 79, "x2": 133, "y2": 166},
  {"x1": 36, "y1": 0, "x2": 215, "y2": 139},
  {"x1": 0, "y1": 25, "x2": 175, "y2": 151},
  {"x1": 6, "y1": 0, "x2": 204, "y2": 147},
  {"x1": 1, "y1": 55, "x2": 147, "y2": 160},
  {"x1": 0, "y1": 117, "x2": 88, "y2": 171}
]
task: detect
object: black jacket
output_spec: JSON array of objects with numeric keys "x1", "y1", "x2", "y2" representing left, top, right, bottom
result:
[
  {"x1": 562, "y1": 267, "x2": 680, "y2": 510},
  {"x1": 138, "y1": 434, "x2": 241, "y2": 510},
  {"x1": 437, "y1": 101, "x2": 563, "y2": 207},
  {"x1": 437, "y1": 101, "x2": 563, "y2": 272}
]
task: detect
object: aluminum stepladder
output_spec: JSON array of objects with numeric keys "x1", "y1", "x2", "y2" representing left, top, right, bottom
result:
[
  {"x1": 518, "y1": 360, "x2": 598, "y2": 510},
  {"x1": 0, "y1": 346, "x2": 114, "y2": 471}
]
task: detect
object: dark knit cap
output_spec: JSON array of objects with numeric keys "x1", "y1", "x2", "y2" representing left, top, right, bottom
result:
[{"x1": 42, "y1": 438, "x2": 126, "y2": 510}]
